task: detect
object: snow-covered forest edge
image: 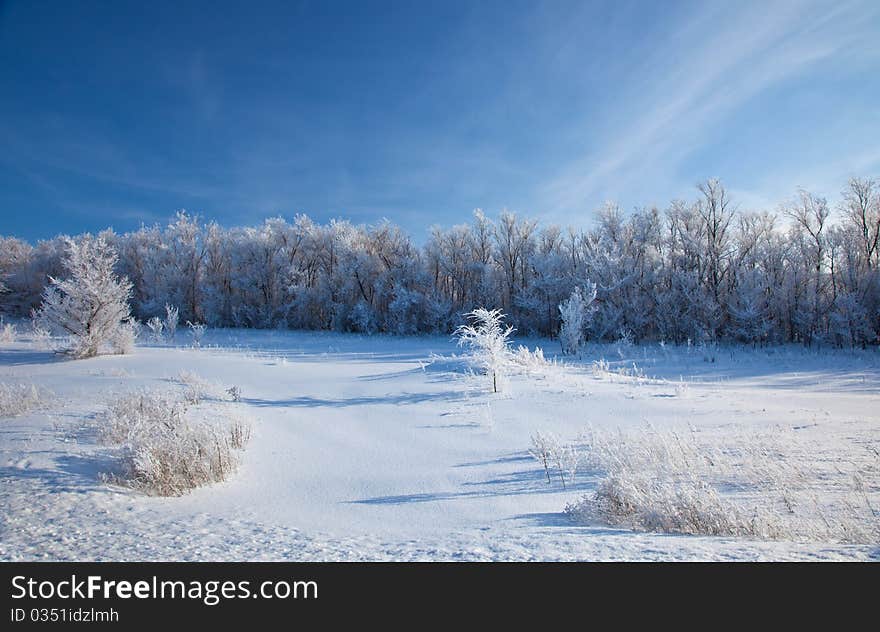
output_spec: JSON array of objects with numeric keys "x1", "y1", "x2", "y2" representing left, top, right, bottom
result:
[{"x1": 3, "y1": 177, "x2": 880, "y2": 347}]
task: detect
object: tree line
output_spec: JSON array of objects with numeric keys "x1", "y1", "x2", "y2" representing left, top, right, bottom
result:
[{"x1": 1, "y1": 177, "x2": 878, "y2": 347}]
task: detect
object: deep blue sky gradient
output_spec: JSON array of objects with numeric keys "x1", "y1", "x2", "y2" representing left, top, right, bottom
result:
[{"x1": 1, "y1": 0, "x2": 878, "y2": 242}]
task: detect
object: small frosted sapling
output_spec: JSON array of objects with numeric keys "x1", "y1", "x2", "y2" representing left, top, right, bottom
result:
[
  {"x1": 530, "y1": 431, "x2": 579, "y2": 489},
  {"x1": 530, "y1": 431, "x2": 555, "y2": 484},
  {"x1": 454, "y1": 307, "x2": 514, "y2": 394}
]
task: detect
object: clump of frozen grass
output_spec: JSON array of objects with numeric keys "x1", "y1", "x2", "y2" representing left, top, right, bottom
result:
[
  {"x1": 99, "y1": 389, "x2": 251, "y2": 496},
  {"x1": 590, "y1": 357, "x2": 658, "y2": 386},
  {"x1": 0, "y1": 382, "x2": 53, "y2": 418},
  {"x1": 173, "y1": 370, "x2": 241, "y2": 404},
  {"x1": 561, "y1": 425, "x2": 879, "y2": 543},
  {"x1": 591, "y1": 357, "x2": 611, "y2": 378},
  {"x1": 509, "y1": 345, "x2": 552, "y2": 376},
  {"x1": 175, "y1": 369, "x2": 216, "y2": 404}
]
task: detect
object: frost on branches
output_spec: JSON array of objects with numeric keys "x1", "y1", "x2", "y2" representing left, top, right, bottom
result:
[
  {"x1": 558, "y1": 283, "x2": 597, "y2": 355},
  {"x1": 35, "y1": 236, "x2": 136, "y2": 359},
  {"x1": 454, "y1": 308, "x2": 514, "y2": 393}
]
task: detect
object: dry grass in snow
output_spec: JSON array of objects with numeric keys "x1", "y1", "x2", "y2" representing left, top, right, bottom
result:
[
  {"x1": 0, "y1": 382, "x2": 53, "y2": 418},
  {"x1": 99, "y1": 387, "x2": 251, "y2": 496},
  {"x1": 562, "y1": 425, "x2": 880, "y2": 544}
]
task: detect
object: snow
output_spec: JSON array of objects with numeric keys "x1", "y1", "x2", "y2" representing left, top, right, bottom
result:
[{"x1": 1, "y1": 329, "x2": 878, "y2": 561}]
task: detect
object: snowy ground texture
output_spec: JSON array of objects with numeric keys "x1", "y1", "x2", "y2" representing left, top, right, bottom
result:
[{"x1": 1, "y1": 328, "x2": 879, "y2": 561}]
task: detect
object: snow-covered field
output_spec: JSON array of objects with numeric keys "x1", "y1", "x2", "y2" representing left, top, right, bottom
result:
[{"x1": 1, "y1": 328, "x2": 878, "y2": 561}]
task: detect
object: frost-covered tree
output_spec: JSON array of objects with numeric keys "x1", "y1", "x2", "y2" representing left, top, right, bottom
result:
[
  {"x1": 558, "y1": 283, "x2": 597, "y2": 354},
  {"x1": 164, "y1": 304, "x2": 179, "y2": 339},
  {"x1": 454, "y1": 308, "x2": 514, "y2": 393},
  {"x1": 35, "y1": 236, "x2": 135, "y2": 358}
]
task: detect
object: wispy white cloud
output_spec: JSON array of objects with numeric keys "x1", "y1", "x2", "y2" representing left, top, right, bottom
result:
[{"x1": 541, "y1": 0, "x2": 880, "y2": 217}]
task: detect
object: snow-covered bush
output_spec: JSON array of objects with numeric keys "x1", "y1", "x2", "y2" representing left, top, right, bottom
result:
[
  {"x1": 454, "y1": 308, "x2": 514, "y2": 393},
  {"x1": 34, "y1": 236, "x2": 135, "y2": 359},
  {"x1": 164, "y1": 304, "x2": 179, "y2": 340},
  {"x1": 0, "y1": 320, "x2": 15, "y2": 343},
  {"x1": 187, "y1": 321, "x2": 207, "y2": 347},
  {"x1": 108, "y1": 317, "x2": 139, "y2": 355},
  {"x1": 146, "y1": 316, "x2": 165, "y2": 342},
  {"x1": 558, "y1": 283, "x2": 597, "y2": 355},
  {"x1": 0, "y1": 382, "x2": 53, "y2": 418},
  {"x1": 99, "y1": 389, "x2": 251, "y2": 496}
]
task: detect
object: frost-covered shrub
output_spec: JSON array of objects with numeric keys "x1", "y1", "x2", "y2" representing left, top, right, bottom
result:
[
  {"x1": 454, "y1": 308, "x2": 514, "y2": 393},
  {"x1": 187, "y1": 321, "x2": 207, "y2": 347},
  {"x1": 0, "y1": 382, "x2": 53, "y2": 418},
  {"x1": 0, "y1": 321, "x2": 15, "y2": 343},
  {"x1": 34, "y1": 236, "x2": 135, "y2": 359},
  {"x1": 164, "y1": 304, "x2": 179, "y2": 339},
  {"x1": 108, "y1": 318, "x2": 139, "y2": 355},
  {"x1": 99, "y1": 389, "x2": 251, "y2": 496},
  {"x1": 146, "y1": 316, "x2": 165, "y2": 342},
  {"x1": 558, "y1": 283, "x2": 597, "y2": 355}
]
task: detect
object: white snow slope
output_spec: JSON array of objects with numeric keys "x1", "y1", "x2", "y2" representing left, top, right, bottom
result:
[{"x1": 1, "y1": 329, "x2": 878, "y2": 561}]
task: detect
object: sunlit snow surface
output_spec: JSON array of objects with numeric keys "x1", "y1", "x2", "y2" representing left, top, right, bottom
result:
[{"x1": 1, "y1": 329, "x2": 878, "y2": 561}]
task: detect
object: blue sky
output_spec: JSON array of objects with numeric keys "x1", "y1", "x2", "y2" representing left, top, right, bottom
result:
[{"x1": 1, "y1": 0, "x2": 878, "y2": 242}]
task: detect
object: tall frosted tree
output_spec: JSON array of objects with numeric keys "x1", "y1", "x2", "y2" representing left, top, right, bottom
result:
[{"x1": 35, "y1": 236, "x2": 135, "y2": 359}]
